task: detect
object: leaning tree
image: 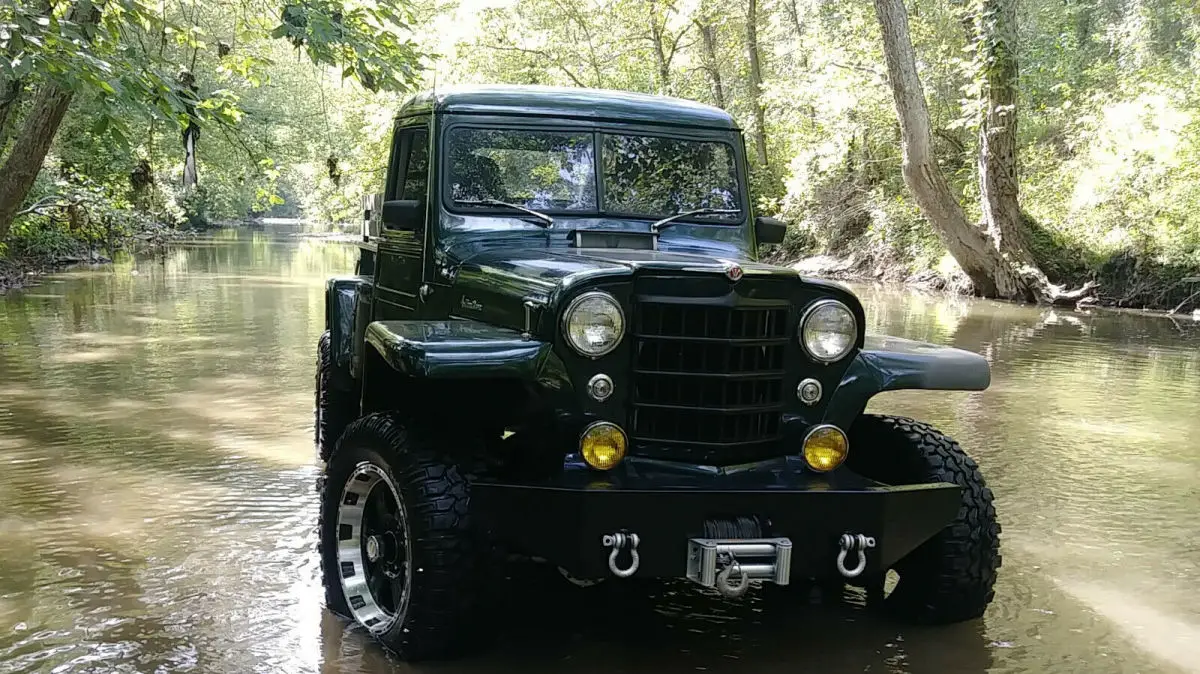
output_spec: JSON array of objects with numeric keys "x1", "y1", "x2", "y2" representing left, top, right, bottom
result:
[{"x1": 872, "y1": 0, "x2": 1094, "y2": 304}]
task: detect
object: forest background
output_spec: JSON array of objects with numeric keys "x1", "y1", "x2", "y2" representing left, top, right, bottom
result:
[{"x1": 1, "y1": 0, "x2": 1197, "y2": 309}]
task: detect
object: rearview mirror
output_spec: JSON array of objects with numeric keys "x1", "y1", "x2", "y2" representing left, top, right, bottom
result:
[
  {"x1": 755, "y1": 215, "x2": 787, "y2": 245},
  {"x1": 382, "y1": 199, "x2": 424, "y2": 231}
]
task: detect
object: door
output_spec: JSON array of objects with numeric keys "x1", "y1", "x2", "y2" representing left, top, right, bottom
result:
[{"x1": 374, "y1": 120, "x2": 431, "y2": 319}]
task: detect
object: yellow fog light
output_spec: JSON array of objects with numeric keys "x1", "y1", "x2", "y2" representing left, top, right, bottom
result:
[
  {"x1": 802, "y1": 424, "x2": 849, "y2": 472},
  {"x1": 580, "y1": 421, "x2": 627, "y2": 470}
]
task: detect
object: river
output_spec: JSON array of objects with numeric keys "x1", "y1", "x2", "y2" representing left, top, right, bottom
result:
[{"x1": 1, "y1": 228, "x2": 1198, "y2": 673}]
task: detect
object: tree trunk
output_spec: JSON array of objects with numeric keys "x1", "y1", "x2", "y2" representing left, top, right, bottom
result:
[
  {"x1": 0, "y1": 87, "x2": 75, "y2": 239},
  {"x1": 182, "y1": 123, "x2": 199, "y2": 188},
  {"x1": 0, "y1": 0, "x2": 53, "y2": 159},
  {"x1": 872, "y1": 0, "x2": 1091, "y2": 304},
  {"x1": 978, "y1": 0, "x2": 1029, "y2": 259},
  {"x1": 178, "y1": 69, "x2": 200, "y2": 189},
  {"x1": 974, "y1": 0, "x2": 1095, "y2": 303},
  {"x1": 871, "y1": 0, "x2": 1022, "y2": 298},
  {"x1": 0, "y1": 1, "x2": 101, "y2": 241},
  {"x1": 695, "y1": 17, "x2": 727, "y2": 109},
  {"x1": 783, "y1": 0, "x2": 803, "y2": 36},
  {"x1": 744, "y1": 0, "x2": 769, "y2": 166},
  {"x1": 781, "y1": 0, "x2": 809, "y2": 68},
  {"x1": 0, "y1": 80, "x2": 23, "y2": 155},
  {"x1": 649, "y1": 14, "x2": 673, "y2": 95}
]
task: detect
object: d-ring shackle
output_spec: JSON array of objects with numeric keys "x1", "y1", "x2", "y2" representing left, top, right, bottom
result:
[
  {"x1": 602, "y1": 532, "x2": 640, "y2": 578},
  {"x1": 836, "y1": 533, "x2": 876, "y2": 578}
]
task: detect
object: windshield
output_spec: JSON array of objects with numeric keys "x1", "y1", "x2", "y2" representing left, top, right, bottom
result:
[
  {"x1": 601, "y1": 133, "x2": 740, "y2": 219},
  {"x1": 447, "y1": 128, "x2": 597, "y2": 210},
  {"x1": 445, "y1": 127, "x2": 743, "y2": 222}
]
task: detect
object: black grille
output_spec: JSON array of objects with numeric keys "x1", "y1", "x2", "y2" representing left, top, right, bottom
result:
[{"x1": 632, "y1": 302, "x2": 788, "y2": 464}]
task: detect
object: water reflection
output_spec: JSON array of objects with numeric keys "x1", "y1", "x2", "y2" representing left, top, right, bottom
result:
[{"x1": 1, "y1": 229, "x2": 1198, "y2": 673}]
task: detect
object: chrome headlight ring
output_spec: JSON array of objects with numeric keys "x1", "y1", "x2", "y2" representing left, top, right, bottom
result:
[
  {"x1": 561, "y1": 290, "x2": 625, "y2": 358},
  {"x1": 799, "y1": 298, "x2": 857, "y2": 363}
]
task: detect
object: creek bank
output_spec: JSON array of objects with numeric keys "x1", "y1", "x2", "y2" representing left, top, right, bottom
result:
[
  {"x1": 770, "y1": 250, "x2": 973, "y2": 294},
  {"x1": 0, "y1": 252, "x2": 111, "y2": 293},
  {"x1": 772, "y1": 250, "x2": 1200, "y2": 317},
  {"x1": 1, "y1": 225, "x2": 203, "y2": 293}
]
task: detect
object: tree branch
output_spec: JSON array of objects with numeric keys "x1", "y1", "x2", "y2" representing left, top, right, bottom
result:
[
  {"x1": 547, "y1": 0, "x2": 604, "y2": 86},
  {"x1": 1169, "y1": 288, "x2": 1200, "y2": 315},
  {"x1": 829, "y1": 60, "x2": 886, "y2": 80},
  {"x1": 482, "y1": 44, "x2": 588, "y2": 86},
  {"x1": 16, "y1": 195, "x2": 72, "y2": 217}
]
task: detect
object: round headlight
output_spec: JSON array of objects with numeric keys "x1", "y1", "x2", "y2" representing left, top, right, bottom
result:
[
  {"x1": 800, "y1": 299, "x2": 857, "y2": 362},
  {"x1": 562, "y1": 291, "x2": 625, "y2": 357}
]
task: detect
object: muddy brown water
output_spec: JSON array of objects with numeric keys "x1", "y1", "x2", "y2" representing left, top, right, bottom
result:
[{"x1": 2, "y1": 228, "x2": 1199, "y2": 673}]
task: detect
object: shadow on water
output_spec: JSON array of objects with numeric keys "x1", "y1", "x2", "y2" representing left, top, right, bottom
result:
[{"x1": 316, "y1": 567, "x2": 994, "y2": 674}]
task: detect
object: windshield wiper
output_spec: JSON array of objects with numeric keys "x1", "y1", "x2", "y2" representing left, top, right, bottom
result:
[
  {"x1": 650, "y1": 208, "x2": 742, "y2": 234},
  {"x1": 455, "y1": 198, "x2": 554, "y2": 227}
]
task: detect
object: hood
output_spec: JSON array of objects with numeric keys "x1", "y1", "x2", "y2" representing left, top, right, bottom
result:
[
  {"x1": 459, "y1": 246, "x2": 802, "y2": 289},
  {"x1": 448, "y1": 245, "x2": 850, "y2": 335}
]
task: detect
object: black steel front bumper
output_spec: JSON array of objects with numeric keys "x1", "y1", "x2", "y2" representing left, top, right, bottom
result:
[{"x1": 471, "y1": 456, "x2": 961, "y2": 581}]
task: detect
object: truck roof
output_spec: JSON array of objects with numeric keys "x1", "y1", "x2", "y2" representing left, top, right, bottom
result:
[{"x1": 396, "y1": 84, "x2": 738, "y2": 130}]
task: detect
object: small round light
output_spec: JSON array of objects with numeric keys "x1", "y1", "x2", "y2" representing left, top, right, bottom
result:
[
  {"x1": 580, "y1": 421, "x2": 627, "y2": 470},
  {"x1": 800, "y1": 299, "x2": 857, "y2": 363},
  {"x1": 562, "y1": 291, "x2": 625, "y2": 358},
  {"x1": 587, "y1": 374, "x2": 614, "y2": 402},
  {"x1": 802, "y1": 424, "x2": 849, "y2": 472},
  {"x1": 797, "y1": 378, "x2": 822, "y2": 405}
]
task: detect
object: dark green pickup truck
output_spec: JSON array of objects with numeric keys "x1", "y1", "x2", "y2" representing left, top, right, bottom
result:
[{"x1": 314, "y1": 84, "x2": 1000, "y2": 661}]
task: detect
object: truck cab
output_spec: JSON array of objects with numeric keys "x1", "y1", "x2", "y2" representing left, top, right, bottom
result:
[{"x1": 314, "y1": 84, "x2": 1000, "y2": 662}]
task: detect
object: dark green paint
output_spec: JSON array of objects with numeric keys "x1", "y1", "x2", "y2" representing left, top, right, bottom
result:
[
  {"x1": 329, "y1": 84, "x2": 992, "y2": 464},
  {"x1": 449, "y1": 246, "x2": 865, "y2": 337},
  {"x1": 396, "y1": 84, "x2": 738, "y2": 130},
  {"x1": 822, "y1": 335, "x2": 992, "y2": 429},
  {"x1": 364, "y1": 319, "x2": 551, "y2": 380},
  {"x1": 325, "y1": 275, "x2": 373, "y2": 373}
]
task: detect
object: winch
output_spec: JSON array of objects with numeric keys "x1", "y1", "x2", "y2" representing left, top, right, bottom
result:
[{"x1": 686, "y1": 537, "x2": 794, "y2": 597}]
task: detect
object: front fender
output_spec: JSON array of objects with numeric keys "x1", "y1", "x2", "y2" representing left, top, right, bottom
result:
[
  {"x1": 326, "y1": 275, "x2": 373, "y2": 379},
  {"x1": 364, "y1": 319, "x2": 554, "y2": 380},
  {"x1": 823, "y1": 335, "x2": 991, "y2": 429}
]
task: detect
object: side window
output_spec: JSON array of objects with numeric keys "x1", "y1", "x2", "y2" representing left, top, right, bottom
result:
[
  {"x1": 388, "y1": 126, "x2": 428, "y2": 203},
  {"x1": 401, "y1": 129, "x2": 429, "y2": 201}
]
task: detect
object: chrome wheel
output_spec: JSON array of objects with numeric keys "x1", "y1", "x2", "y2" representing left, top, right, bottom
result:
[{"x1": 336, "y1": 462, "x2": 412, "y2": 633}]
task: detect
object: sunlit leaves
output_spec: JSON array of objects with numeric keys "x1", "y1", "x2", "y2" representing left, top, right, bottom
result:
[
  {"x1": 269, "y1": 0, "x2": 428, "y2": 93},
  {"x1": 2, "y1": 0, "x2": 427, "y2": 144},
  {"x1": 216, "y1": 53, "x2": 275, "y2": 86}
]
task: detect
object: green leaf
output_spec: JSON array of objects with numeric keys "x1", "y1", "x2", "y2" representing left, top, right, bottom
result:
[{"x1": 110, "y1": 126, "x2": 129, "y2": 150}]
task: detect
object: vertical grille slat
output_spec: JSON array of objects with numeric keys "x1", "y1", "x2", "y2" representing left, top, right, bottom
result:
[{"x1": 632, "y1": 301, "x2": 789, "y2": 464}]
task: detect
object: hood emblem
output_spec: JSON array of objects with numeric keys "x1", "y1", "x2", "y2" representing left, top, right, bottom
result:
[{"x1": 724, "y1": 263, "x2": 744, "y2": 282}]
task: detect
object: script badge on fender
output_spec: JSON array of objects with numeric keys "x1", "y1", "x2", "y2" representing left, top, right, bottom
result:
[{"x1": 724, "y1": 263, "x2": 744, "y2": 282}]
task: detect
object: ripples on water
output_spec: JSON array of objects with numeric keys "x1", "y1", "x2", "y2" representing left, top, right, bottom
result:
[{"x1": 1, "y1": 229, "x2": 1198, "y2": 673}]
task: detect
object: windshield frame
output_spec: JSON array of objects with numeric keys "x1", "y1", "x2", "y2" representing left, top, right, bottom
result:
[{"x1": 438, "y1": 117, "x2": 749, "y2": 230}]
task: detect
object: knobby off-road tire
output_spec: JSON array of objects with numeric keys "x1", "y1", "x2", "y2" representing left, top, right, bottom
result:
[
  {"x1": 315, "y1": 330, "x2": 357, "y2": 463},
  {"x1": 318, "y1": 413, "x2": 483, "y2": 661},
  {"x1": 848, "y1": 414, "x2": 1001, "y2": 624}
]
